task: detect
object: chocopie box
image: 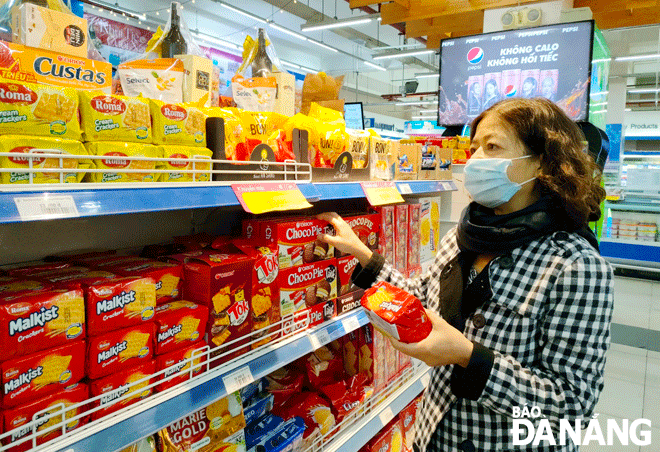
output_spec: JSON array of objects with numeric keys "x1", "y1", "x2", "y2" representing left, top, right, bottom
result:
[
  {"x1": 277, "y1": 259, "x2": 337, "y2": 320},
  {"x1": 183, "y1": 249, "x2": 254, "y2": 363},
  {"x1": 260, "y1": 218, "x2": 335, "y2": 269},
  {"x1": 2, "y1": 382, "x2": 89, "y2": 452},
  {"x1": 337, "y1": 255, "x2": 359, "y2": 296},
  {"x1": 154, "y1": 300, "x2": 208, "y2": 355},
  {"x1": 336, "y1": 288, "x2": 365, "y2": 317},
  {"x1": 407, "y1": 203, "x2": 421, "y2": 276},
  {"x1": 86, "y1": 323, "x2": 155, "y2": 379},
  {"x1": 336, "y1": 214, "x2": 380, "y2": 258}
]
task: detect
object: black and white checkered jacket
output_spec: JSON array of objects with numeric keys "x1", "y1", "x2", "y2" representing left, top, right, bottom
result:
[{"x1": 354, "y1": 227, "x2": 613, "y2": 451}]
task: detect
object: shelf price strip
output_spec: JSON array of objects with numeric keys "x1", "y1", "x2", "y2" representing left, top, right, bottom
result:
[
  {"x1": 14, "y1": 195, "x2": 79, "y2": 221},
  {"x1": 232, "y1": 182, "x2": 313, "y2": 214},
  {"x1": 222, "y1": 366, "x2": 255, "y2": 394},
  {"x1": 360, "y1": 181, "x2": 404, "y2": 206}
]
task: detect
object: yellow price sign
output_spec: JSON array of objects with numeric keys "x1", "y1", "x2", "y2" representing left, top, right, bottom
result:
[
  {"x1": 360, "y1": 181, "x2": 404, "y2": 206},
  {"x1": 232, "y1": 183, "x2": 313, "y2": 214}
]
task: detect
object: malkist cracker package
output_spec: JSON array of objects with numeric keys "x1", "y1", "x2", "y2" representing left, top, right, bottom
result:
[
  {"x1": 0, "y1": 81, "x2": 81, "y2": 140},
  {"x1": 1, "y1": 341, "x2": 86, "y2": 408},
  {"x1": 89, "y1": 360, "x2": 156, "y2": 420},
  {"x1": 4, "y1": 261, "x2": 71, "y2": 277},
  {"x1": 0, "y1": 277, "x2": 50, "y2": 298},
  {"x1": 109, "y1": 260, "x2": 182, "y2": 304},
  {"x1": 277, "y1": 259, "x2": 338, "y2": 319},
  {"x1": 86, "y1": 323, "x2": 155, "y2": 379},
  {"x1": 79, "y1": 92, "x2": 152, "y2": 143},
  {"x1": 84, "y1": 141, "x2": 162, "y2": 183},
  {"x1": 361, "y1": 282, "x2": 432, "y2": 344},
  {"x1": 0, "y1": 288, "x2": 85, "y2": 361},
  {"x1": 2, "y1": 382, "x2": 89, "y2": 452},
  {"x1": 260, "y1": 218, "x2": 335, "y2": 269},
  {"x1": 154, "y1": 301, "x2": 208, "y2": 355},
  {"x1": 155, "y1": 341, "x2": 206, "y2": 391},
  {"x1": 150, "y1": 99, "x2": 207, "y2": 147}
]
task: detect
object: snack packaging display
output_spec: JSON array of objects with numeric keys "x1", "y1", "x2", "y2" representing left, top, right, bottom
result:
[
  {"x1": 395, "y1": 143, "x2": 420, "y2": 181},
  {"x1": 245, "y1": 413, "x2": 284, "y2": 450},
  {"x1": 259, "y1": 218, "x2": 335, "y2": 269},
  {"x1": 205, "y1": 107, "x2": 249, "y2": 161},
  {"x1": 240, "y1": 377, "x2": 268, "y2": 407},
  {"x1": 0, "y1": 41, "x2": 112, "y2": 93},
  {"x1": 337, "y1": 255, "x2": 359, "y2": 296},
  {"x1": 150, "y1": 99, "x2": 207, "y2": 147},
  {"x1": 118, "y1": 59, "x2": 184, "y2": 104},
  {"x1": 175, "y1": 54, "x2": 212, "y2": 106},
  {"x1": 89, "y1": 360, "x2": 156, "y2": 420},
  {"x1": 249, "y1": 417, "x2": 305, "y2": 452},
  {"x1": 342, "y1": 329, "x2": 359, "y2": 377},
  {"x1": 358, "y1": 324, "x2": 388, "y2": 393},
  {"x1": 418, "y1": 145, "x2": 441, "y2": 180},
  {"x1": 0, "y1": 135, "x2": 91, "y2": 184},
  {"x1": 158, "y1": 145, "x2": 212, "y2": 182},
  {"x1": 274, "y1": 392, "x2": 335, "y2": 447},
  {"x1": 0, "y1": 81, "x2": 81, "y2": 140},
  {"x1": 369, "y1": 135, "x2": 393, "y2": 181},
  {"x1": 4, "y1": 261, "x2": 71, "y2": 277},
  {"x1": 2, "y1": 383, "x2": 88, "y2": 452},
  {"x1": 337, "y1": 214, "x2": 380, "y2": 258},
  {"x1": 84, "y1": 142, "x2": 162, "y2": 183},
  {"x1": 0, "y1": 277, "x2": 50, "y2": 297},
  {"x1": 320, "y1": 373, "x2": 372, "y2": 422},
  {"x1": 407, "y1": 203, "x2": 422, "y2": 277},
  {"x1": 389, "y1": 419, "x2": 405, "y2": 452},
  {"x1": 277, "y1": 259, "x2": 338, "y2": 318},
  {"x1": 418, "y1": 197, "x2": 441, "y2": 262},
  {"x1": 79, "y1": 92, "x2": 152, "y2": 143},
  {"x1": 346, "y1": 129, "x2": 370, "y2": 169},
  {"x1": 394, "y1": 205, "x2": 408, "y2": 274},
  {"x1": 77, "y1": 276, "x2": 156, "y2": 337},
  {"x1": 365, "y1": 424, "x2": 392, "y2": 452},
  {"x1": 155, "y1": 340, "x2": 206, "y2": 391},
  {"x1": 108, "y1": 260, "x2": 182, "y2": 303},
  {"x1": 0, "y1": 288, "x2": 85, "y2": 361},
  {"x1": 155, "y1": 391, "x2": 246, "y2": 452},
  {"x1": 399, "y1": 396, "x2": 422, "y2": 452},
  {"x1": 238, "y1": 110, "x2": 289, "y2": 158},
  {"x1": 265, "y1": 366, "x2": 304, "y2": 410},
  {"x1": 86, "y1": 323, "x2": 155, "y2": 379},
  {"x1": 301, "y1": 72, "x2": 344, "y2": 116},
  {"x1": 1, "y1": 341, "x2": 86, "y2": 408},
  {"x1": 304, "y1": 346, "x2": 344, "y2": 391},
  {"x1": 375, "y1": 206, "x2": 395, "y2": 264},
  {"x1": 361, "y1": 282, "x2": 432, "y2": 343},
  {"x1": 154, "y1": 301, "x2": 209, "y2": 355},
  {"x1": 232, "y1": 75, "x2": 277, "y2": 112},
  {"x1": 244, "y1": 392, "x2": 274, "y2": 426}
]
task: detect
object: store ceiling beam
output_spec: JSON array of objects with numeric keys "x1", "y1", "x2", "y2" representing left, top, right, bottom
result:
[
  {"x1": 349, "y1": 0, "x2": 410, "y2": 6},
  {"x1": 573, "y1": 0, "x2": 658, "y2": 14},
  {"x1": 582, "y1": 5, "x2": 660, "y2": 28},
  {"x1": 405, "y1": 11, "x2": 484, "y2": 39}
]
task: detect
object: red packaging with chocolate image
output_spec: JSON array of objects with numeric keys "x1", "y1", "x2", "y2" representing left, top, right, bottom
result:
[
  {"x1": 338, "y1": 255, "x2": 359, "y2": 296},
  {"x1": 261, "y1": 218, "x2": 335, "y2": 269},
  {"x1": 278, "y1": 260, "x2": 338, "y2": 319},
  {"x1": 375, "y1": 206, "x2": 394, "y2": 264},
  {"x1": 394, "y1": 205, "x2": 408, "y2": 274},
  {"x1": 336, "y1": 214, "x2": 380, "y2": 258}
]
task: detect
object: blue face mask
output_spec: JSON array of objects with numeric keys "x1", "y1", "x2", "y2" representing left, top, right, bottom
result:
[{"x1": 464, "y1": 155, "x2": 536, "y2": 208}]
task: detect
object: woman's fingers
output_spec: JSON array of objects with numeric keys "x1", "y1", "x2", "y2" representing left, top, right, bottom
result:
[{"x1": 316, "y1": 212, "x2": 343, "y2": 229}]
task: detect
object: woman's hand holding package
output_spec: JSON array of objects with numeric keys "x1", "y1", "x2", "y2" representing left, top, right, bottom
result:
[
  {"x1": 389, "y1": 309, "x2": 474, "y2": 368},
  {"x1": 316, "y1": 212, "x2": 373, "y2": 266}
]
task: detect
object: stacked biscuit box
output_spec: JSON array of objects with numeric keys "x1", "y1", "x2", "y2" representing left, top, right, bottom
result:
[
  {"x1": 358, "y1": 396, "x2": 420, "y2": 452},
  {"x1": 375, "y1": 204, "x2": 423, "y2": 277},
  {"x1": 394, "y1": 205, "x2": 408, "y2": 275},
  {"x1": 407, "y1": 204, "x2": 422, "y2": 278},
  {"x1": 418, "y1": 197, "x2": 442, "y2": 262}
]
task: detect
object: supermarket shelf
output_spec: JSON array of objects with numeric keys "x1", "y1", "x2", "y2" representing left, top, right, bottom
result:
[
  {"x1": 325, "y1": 366, "x2": 432, "y2": 452},
  {"x1": 601, "y1": 239, "x2": 660, "y2": 268},
  {"x1": 606, "y1": 201, "x2": 660, "y2": 213},
  {"x1": 0, "y1": 181, "x2": 456, "y2": 224},
  {"x1": 41, "y1": 309, "x2": 369, "y2": 452}
]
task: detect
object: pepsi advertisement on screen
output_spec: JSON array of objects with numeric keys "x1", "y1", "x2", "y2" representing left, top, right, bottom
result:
[{"x1": 437, "y1": 20, "x2": 594, "y2": 126}]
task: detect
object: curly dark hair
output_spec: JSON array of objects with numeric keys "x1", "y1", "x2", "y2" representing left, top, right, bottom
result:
[{"x1": 470, "y1": 98, "x2": 605, "y2": 227}]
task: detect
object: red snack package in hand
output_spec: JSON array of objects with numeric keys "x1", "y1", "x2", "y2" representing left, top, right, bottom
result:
[{"x1": 361, "y1": 282, "x2": 432, "y2": 343}]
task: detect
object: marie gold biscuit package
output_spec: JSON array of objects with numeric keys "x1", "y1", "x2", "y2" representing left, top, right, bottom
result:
[
  {"x1": 150, "y1": 99, "x2": 207, "y2": 147},
  {"x1": 79, "y1": 92, "x2": 152, "y2": 143},
  {"x1": 86, "y1": 323, "x2": 155, "y2": 379},
  {"x1": 84, "y1": 142, "x2": 162, "y2": 183}
]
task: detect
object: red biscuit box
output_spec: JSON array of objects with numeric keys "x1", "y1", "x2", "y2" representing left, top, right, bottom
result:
[
  {"x1": 0, "y1": 277, "x2": 51, "y2": 298},
  {"x1": 154, "y1": 301, "x2": 208, "y2": 355},
  {"x1": 407, "y1": 203, "x2": 421, "y2": 276},
  {"x1": 2, "y1": 383, "x2": 89, "y2": 452},
  {"x1": 337, "y1": 214, "x2": 380, "y2": 258},
  {"x1": 74, "y1": 255, "x2": 149, "y2": 268},
  {"x1": 89, "y1": 360, "x2": 156, "y2": 420},
  {"x1": 155, "y1": 341, "x2": 207, "y2": 391},
  {"x1": 374, "y1": 206, "x2": 394, "y2": 264},
  {"x1": 366, "y1": 422, "x2": 392, "y2": 452},
  {"x1": 41, "y1": 270, "x2": 117, "y2": 287},
  {"x1": 358, "y1": 324, "x2": 387, "y2": 393},
  {"x1": 4, "y1": 262, "x2": 71, "y2": 278},
  {"x1": 337, "y1": 255, "x2": 359, "y2": 296},
  {"x1": 399, "y1": 396, "x2": 422, "y2": 452},
  {"x1": 86, "y1": 323, "x2": 155, "y2": 380},
  {"x1": 278, "y1": 259, "x2": 338, "y2": 319},
  {"x1": 286, "y1": 298, "x2": 336, "y2": 336},
  {"x1": 394, "y1": 205, "x2": 408, "y2": 274},
  {"x1": 261, "y1": 218, "x2": 335, "y2": 269},
  {"x1": 342, "y1": 328, "x2": 359, "y2": 377},
  {"x1": 109, "y1": 260, "x2": 182, "y2": 304},
  {"x1": 183, "y1": 249, "x2": 254, "y2": 362},
  {"x1": 336, "y1": 289, "x2": 364, "y2": 317},
  {"x1": 1, "y1": 341, "x2": 86, "y2": 408},
  {"x1": 0, "y1": 289, "x2": 85, "y2": 361}
]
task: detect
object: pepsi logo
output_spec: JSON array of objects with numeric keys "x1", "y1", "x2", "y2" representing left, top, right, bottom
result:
[
  {"x1": 467, "y1": 47, "x2": 484, "y2": 64},
  {"x1": 504, "y1": 85, "x2": 517, "y2": 97}
]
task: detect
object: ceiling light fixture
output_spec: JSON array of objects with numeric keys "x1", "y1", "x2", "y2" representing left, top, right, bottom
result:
[
  {"x1": 269, "y1": 23, "x2": 308, "y2": 41},
  {"x1": 614, "y1": 53, "x2": 660, "y2": 62},
  {"x1": 418, "y1": 109, "x2": 437, "y2": 113},
  {"x1": 628, "y1": 88, "x2": 660, "y2": 94},
  {"x1": 301, "y1": 14, "x2": 378, "y2": 32},
  {"x1": 82, "y1": 0, "x2": 146, "y2": 20},
  {"x1": 415, "y1": 72, "x2": 439, "y2": 79},
  {"x1": 412, "y1": 116, "x2": 437, "y2": 120},
  {"x1": 591, "y1": 58, "x2": 611, "y2": 64},
  {"x1": 195, "y1": 32, "x2": 241, "y2": 51},
  {"x1": 307, "y1": 39, "x2": 339, "y2": 53},
  {"x1": 373, "y1": 49, "x2": 435, "y2": 60},
  {"x1": 589, "y1": 91, "x2": 608, "y2": 97},
  {"x1": 396, "y1": 101, "x2": 430, "y2": 106},
  {"x1": 365, "y1": 61, "x2": 387, "y2": 71},
  {"x1": 219, "y1": 2, "x2": 268, "y2": 24}
]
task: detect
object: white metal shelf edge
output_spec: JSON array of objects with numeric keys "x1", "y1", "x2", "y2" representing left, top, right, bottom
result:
[
  {"x1": 326, "y1": 367, "x2": 431, "y2": 452},
  {"x1": 39, "y1": 309, "x2": 369, "y2": 452}
]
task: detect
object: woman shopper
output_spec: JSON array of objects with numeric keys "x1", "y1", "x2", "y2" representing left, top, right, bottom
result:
[{"x1": 318, "y1": 97, "x2": 613, "y2": 452}]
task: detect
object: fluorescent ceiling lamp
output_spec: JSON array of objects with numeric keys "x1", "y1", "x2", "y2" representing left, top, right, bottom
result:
[
  {"x1": 307, "y1": 39, "x2": 339, "y2": 53},
  {"x1": 416, "y1": 73, "x2": 439, "y2": 79},
  {"x1": 84, "y1": 0, "x2": 146, "y2": 20},
  {"x1": 418, "y1": 109, "x2": 437, "y2": 113},
  {"x1": 590, "y1": 102, "x2": 608, "y2": 107},
  {"x1": 590, "y1": 91, "x2": 608, "y2": 97},
  {"x1": 591, "y1": 58, "x2": 611, "y2": 64},
  {"x1": 412, "y1": 116, "x2": 437, "y2": 120},
  {"x1": 615, "y1": 53, "x2": 660, "y2": 62},
  {"x1": 270, "y1": 23, "x2": 308, "y2": 41},
  {"x1": 628, "y1": 88, "x2": 660, "y2": 94},
  {"x1": 365, "y1": 61, "x2": 387, "y2": 71},
  {"x1": 282, "y1": 61, "x2": 317, "y2": 73},
  {"x1": 396, "y1": 101, "x2": 430, "y2": 106},
  {"x1": 374, "y1": 49, "x2": 435, "y2": 60},
  {"x1": 625, "y1": 108, "x2": 632, "y2": 111},
  {"x1": 195, "y1": 32, "x2": 241, "y2": 51},
  {"x1": 593, "y1": 110, "x2": 607, "y2": 114},
  {"x1": 220, "y1": 3, "x2": 268, "y2": 24},
  {"x1": 301, "y1": 14, "x2": 378, "y2": 32}
]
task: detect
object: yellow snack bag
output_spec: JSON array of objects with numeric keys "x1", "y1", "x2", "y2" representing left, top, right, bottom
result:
[
  {"x1": 84, "y1": 142, "x2": 162, "y2": 183},
  {"x1": 205, "y1": 107, "x2": 246, "y2": 160},
  {"x1": 308, "y1": 102, "x2": 344, "y2": 123},
  {"x1": 239, "y1": 110, "x2": 287, "y2": 143},
  {"x1": 79, "y1": 91, "x2": 152, "y2": 143},
  {"x1": 0, "y1": 135, "x2": 90, "y2": 184},
  {"x1": 150, "y1": 99, "x2": 207, "y2": 147},
  {"x1": 158, "y1": 145, "x2": 213, "y2": 182},
  {"x1": 0, "y1": 80, "x2": 80, "y2": 140},
  {"x1": 316, "y1": 121, "x2": 347, "y2": 168},
  {"x1": 346, "y1": 129, "x2": 370, "y2": 169}
]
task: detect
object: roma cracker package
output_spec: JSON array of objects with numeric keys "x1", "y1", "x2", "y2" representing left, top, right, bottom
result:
[
  {"x1": 0, "y1": 135, "x2": 91, "y2": 184},
  {"x1": 84, "y1": 142, "x2": 162, "y2": 183},
  {"x1": 1, "y1": 341, "x2": 86, "y2": 408},
  {"x1": 79, "y1": 92, "x2": 152, "y2": 143},
  {"x1": 0, "y1": 288, "x2": 85, "y2": 361},
  {"x1": 158, "y1": 145, "x2": 212, "y2": 182},
  {"x1": 0, "y1": 81, "x2": 81, "y2": 140},
  {"x1": 86, "y1": 323, "x2": 155, "y2": 379},
  {"x1": 150, "y1": 99, "x2": 207, "y2": 147}
]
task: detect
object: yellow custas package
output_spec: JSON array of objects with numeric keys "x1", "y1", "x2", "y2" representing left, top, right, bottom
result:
[
  {"x1": 158, "y1": 146, "x2": 213, "y2": 182},
  {"x1": 0, "y1": 135, "x2": 91, "y2": 184},
  {"x1": 79, "y1": 92, "x2": 152, "y2": 143},
  {"x1": 84, "y1": 142, "x2": 161, "y2": 183},
  {"x1": 0, "y1": 80, "x2": 81, "y2": 140},
  {"x1": 150, "y1": 99, "x2": 207, "y2": 147}
]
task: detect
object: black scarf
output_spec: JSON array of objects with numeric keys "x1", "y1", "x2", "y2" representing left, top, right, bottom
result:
[{"x1": 456, "y1": 197, "x2": 599, "y2": 254}]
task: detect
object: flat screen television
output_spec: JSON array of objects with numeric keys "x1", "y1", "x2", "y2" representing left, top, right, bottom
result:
[
  {"x1": 345, "y1": 102, "x2": 365, "y2": 129},
  {"x1": 437, "y1": 20, "x2": 594, "y2": 126}
]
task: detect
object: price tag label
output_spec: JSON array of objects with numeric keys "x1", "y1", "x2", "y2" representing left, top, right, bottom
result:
[
  {"x1": 379, "y1": 406, "x2": 395, "y2": 426},
  {"x1": 222, "y1": 366, "x2": 254, "y2": 394},
  {"x1": 360, "y1": 181, "x2": 404, "y2": 206},
  {"x1": 342, "y1": 315, "x2": 361, "y2": 332},
  {"x1": 309, "y1": 327, "x2": 331, "y2": 350},
  {"x1": 398, "y1": 183, "x2": 412, "y2": 195},
  {"x1": 14, "y1": 195, "x2": 79, "y2": 221},
  {"x1": 232, "y1": 183, "x2": 313, "y2": 214}
]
